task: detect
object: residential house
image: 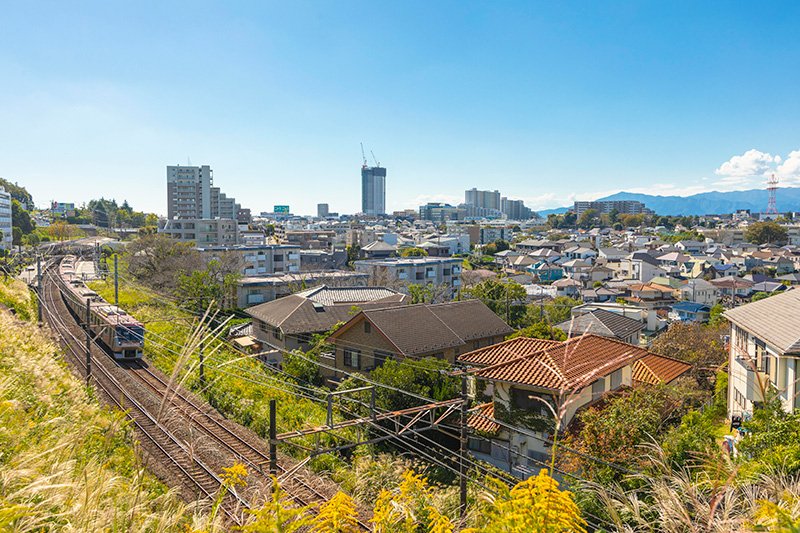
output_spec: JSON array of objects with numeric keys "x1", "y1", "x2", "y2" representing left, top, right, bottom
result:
[
  {"x1": 555, "y1": 308, "x2": 643, "y2": 344},
  {"x1": 631, "y1": 354, "x2": 693, "y2": 385},
  {"x1": 551, "y1": 278, "x2": 582, "y2": 298},
  {"x1": 622, "y1": 252, "x2": 667, "y2": 283},
  {"x1": 326, "y1": 300, "x2": 513, "y2": 382},
  {"x1": 679, "y1": 279, "x2": 720, "y2": 306},
  {"x1": 725, "y1": 289, "x2": 800, "y2": 417},
  {"x1": 460, "y1": 334, "x2": 654, "y2": 477},
  {"x1": 674, "y1": 240, "x2": 706, "y2": 253},
  {"x1": 669, "y1": 301, "x2": 711, "y2": 323},
  {"x1": 360, "y1": 240, "x2": 398, "y2": 259},
  {"x1": 246, "y1": 285, "x2": 407, "y2": 365},
  {"x1": 528, "y1": 261, "x2": 564, "y2": 283},
  {"x1": 710, "y1": 277, "x2": 753, "y2": 299}
]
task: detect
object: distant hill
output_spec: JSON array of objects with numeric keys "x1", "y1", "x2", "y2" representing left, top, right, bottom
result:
[{"x1": 541, "y1": 187, "x2": 800, "y2": 216}]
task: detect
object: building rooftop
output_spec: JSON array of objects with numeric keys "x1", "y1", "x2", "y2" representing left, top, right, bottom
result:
[
  {"x1": 472, "y1": 334, "x2": 650, "y2": 391},
  {"x1": 632, "y1": 354, "x2": 692, "y2": 385},
  {"x1": 458, "y1": 337, "x2": 563, "y2": 367},
  {"x1": 330, "y1": 300, "x2": 513, "y2": 357},
  {"x1": 557, "y1": 309, "x2": 643, "y2": 339},
  {"x1": 724, "y1": 288, "x2": 800, "y2": 355}
]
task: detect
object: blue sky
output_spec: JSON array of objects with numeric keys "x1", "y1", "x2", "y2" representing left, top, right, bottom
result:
[{"x1": 2, "y1": 1, "x2": 800, "y2": 215}]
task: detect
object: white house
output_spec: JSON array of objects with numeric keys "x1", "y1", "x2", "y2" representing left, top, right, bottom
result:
[{"x1": 725, "y1": 289, "x2": 800, "y2": 418}]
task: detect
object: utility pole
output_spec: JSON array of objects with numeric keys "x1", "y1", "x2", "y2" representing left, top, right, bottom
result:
[
  {"x1": 113, "y1": 254, "x2": 119, "y2": 306},
  {"x1": 36, "y1": 255, "x2": 42, "y2": 326},
  {"x1": 198, "y1": 340, "x2": 205, "y2": 388},
  {"x1": 85, "y1": 299, "x2": 91, "y2": 385},
  {"x1": 459, "y1": 374, "x2": 468, "y2": 518},
  {"x1": 269, "y1": 399, "x2": 277, "y2": 476}
]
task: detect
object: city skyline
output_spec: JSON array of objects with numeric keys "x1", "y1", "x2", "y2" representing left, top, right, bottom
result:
[{"x1": 2, "y1": 2, "x2": 800, "y2": 215}]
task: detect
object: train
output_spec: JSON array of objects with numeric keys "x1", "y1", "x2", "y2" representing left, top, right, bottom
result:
[{"x1": 57, "y1": 255, "x2": 145, "y2": 360}]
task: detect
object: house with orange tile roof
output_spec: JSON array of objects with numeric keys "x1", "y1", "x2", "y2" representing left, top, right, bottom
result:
[{"x1": 458, "y1": 334, "x2": 685, "y2": 477}]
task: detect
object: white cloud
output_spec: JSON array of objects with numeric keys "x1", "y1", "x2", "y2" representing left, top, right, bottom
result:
[
  {"x1": 776, "y1": 150, "x2": 800, "y2": 186},
  {"x1": 715, "y1": 149, "x2": 779, "y2": 178}
]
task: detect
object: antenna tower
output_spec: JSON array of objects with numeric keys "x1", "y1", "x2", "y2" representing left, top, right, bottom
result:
[{"x1": 766, "y1": 173, "x2": 779, "y2": 215}]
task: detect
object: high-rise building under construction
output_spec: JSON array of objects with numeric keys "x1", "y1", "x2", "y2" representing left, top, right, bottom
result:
[{"x1": 361, "y1": 165, "x2": 387, "y2": 215}]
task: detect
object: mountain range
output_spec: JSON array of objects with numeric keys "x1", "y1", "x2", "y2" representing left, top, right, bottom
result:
[{"x1": 538, "y1": 187, "x2": 800, "y2": 217}]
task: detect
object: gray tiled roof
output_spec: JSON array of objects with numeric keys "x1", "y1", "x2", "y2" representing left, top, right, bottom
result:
[
  {"x1": 724, "y1": 288, "x2": 800, "y2": 354},
  {"x1": 557, "y1": 309, "x2": 643, "y2": 340},
  {"x1": 295, "y1": 285, "x2": 405, "y2": 306},
  {"x1": 246, "y1": 288, "x2": 408, "y2": 335}
]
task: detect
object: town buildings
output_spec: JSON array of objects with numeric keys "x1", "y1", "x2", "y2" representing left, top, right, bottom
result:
[
  {"x1": 162, "y1": 164, "x2": 244, "y2": 245},
  {"x1": 353, "y1": 257, "x2": 463, "y2": 297},
  {"x1": 465, "y1": 188, "x2": 501, "y2": 211},
  {"x1": 246, "y1": 285, "x2": 408, "y2": 366},
  {"x1": 573, "y1": 200, "x2": 653, "y2": 217},
  {"x1": 361, "y1": 165, "x2": 387, "y2": 215},
  {"x1": 0, "y1": 186, "x2": 12, "y2": 249},
  {"x1": 327, "y1": 300, "x2": 513, "y2": 382}
]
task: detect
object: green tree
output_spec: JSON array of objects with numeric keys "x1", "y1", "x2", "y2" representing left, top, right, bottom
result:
[
  {"x1": 367, "y1": 358, "x2": 459, "y2": 411},
  {"x1": 708, "y1": 303, "x2": 725, "y2": 327},
  {"x1": 400, "y1": 247, "x2": 428, "y2": 257},
  {"x1": 526, "y1": 296, "x2": 581, "y2": 326},
  {"x1": 745, "y1": 221, "x2": 788, "y2": 245},
  {"x1": 0, "y1": 178, "x2": 33, "y2": 206},
  {"x1": 11, "y1": 200, "x2": 34, "y2": 234},
  {"x1": 463, "y1": 278, "x2": 526, "y2": 326},
  {"x1": 508, "y1": 322, "x2": 566, "y2": 341}
]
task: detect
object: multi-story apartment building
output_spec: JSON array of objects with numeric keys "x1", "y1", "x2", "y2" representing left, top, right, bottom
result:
[
  {"x1": 0, "y1": 187, "x2": 12, "y2": 249},
  {"x1": 197, "y1": 244, "x2": 301, "y2": 277},
  {"x1": 163, "y1": 164, "x2": 244, "y2": 245},
  {"x1": 465, "y1": 188, "x2": 501, "y2": 211},
  {"x1": 501, "y1": 197, "x2": 532, "y2": 220},
  {"x1": 361, "y1": 165, "x2": 387, "y2": 215},
  {"x1": 160, "y1": 218, "x2": 238, "y2": 246},
  {"x1": 419, "y1": 203, "x2": 464, "y2": 222},
  {"x1": 238, "y1": 270, "x2": 370, "y2": 307},
  {"x1": 167, "y1": 165, "x2": 214, "y2": 219},
  {"x1": 277, "y1": 229, "x2": 336, "y2": 249},
  {"x1": 317, "y1": 203, "x2": 329, "y2": 218},
  {"x1": 725, "y1": 289, "x2": 800, "y2": 418},
  {"x1": 353, "y1": 257, "x2": 463, "y2": 297},
  {"x1": 573, "y1": 200, "x2": 654, "y2": 217}
]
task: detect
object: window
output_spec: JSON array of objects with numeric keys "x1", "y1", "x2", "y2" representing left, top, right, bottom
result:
[
  {"x1": 443, "y1": 268, "x2": 451, "y2": 276},
  {"x1": 364, "y1": 322, "x2": 371, "y2": 334},
  {"x1": 274, "y1": 255, "x2": 283, "y2": 262},
  {"x1": 372, "y1": 351, "x2": 391, "y2": 369},
  {"x1": 468, "y1": 437, "x2": 492, "y2": 454},
  {"x1": 591, "y1": 378, "x2": 605, "y2": 400},
  {"x1": 343, "y1": 349, "x2": 360, "y2": 369},
  {"x1": 511, "y1": 388, "x2": 547, "y2": 414},
  {"x1": 610, "y1": 368, "x2": 623, "y2": 389}
]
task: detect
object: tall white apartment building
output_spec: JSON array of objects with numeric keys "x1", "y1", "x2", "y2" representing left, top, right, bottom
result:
[{"x1": 0, "y1": 187, "x2": 12, "y2": 249}]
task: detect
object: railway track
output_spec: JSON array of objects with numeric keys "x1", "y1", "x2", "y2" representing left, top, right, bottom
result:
[
  {"x1": 40, "y1": 258, "x2": 371, "y2": 530},
  {"x1": 40, "y1": 268, "x2": 247, "y2": 526},
  {"x1": 128, "y1": 362, "x2": 372, "y2": 527}
]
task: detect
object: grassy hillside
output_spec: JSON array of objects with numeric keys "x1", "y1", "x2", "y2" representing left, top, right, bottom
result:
[{"x1": 0, "y1": 278, "x2": 219, "y2": 531}]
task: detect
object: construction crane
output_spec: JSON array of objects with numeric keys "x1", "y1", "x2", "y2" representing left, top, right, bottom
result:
[
  {"x1": 370, "y1": 150, "x2": 380, "y2": 167},
  {"x1": 360, "y1": 143, "x2": 368, "y2": 168}
]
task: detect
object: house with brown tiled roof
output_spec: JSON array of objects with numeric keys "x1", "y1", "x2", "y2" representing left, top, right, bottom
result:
[
  {"x1": 460, "y1": 334, "x2": 660, "y2": 477},
  {"x1": 245, "y1": 285, "x2": 408, "y2": 364},
  {"x1": 325, "y1": 300, "x2": 513, "y2": 382},
  {"x1": 632, "y1": 354, "x2": 692, "y2": 385}
]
